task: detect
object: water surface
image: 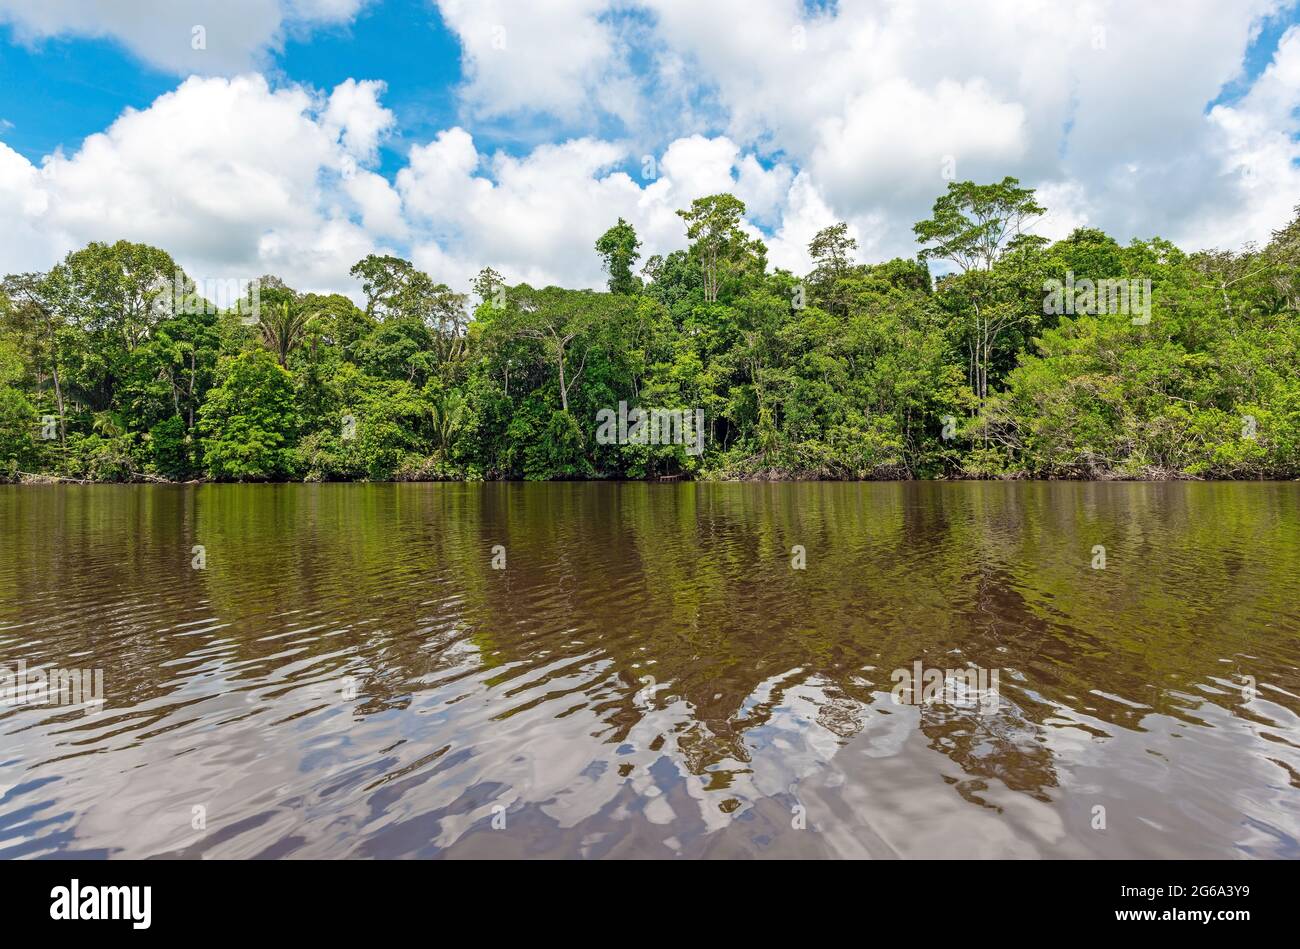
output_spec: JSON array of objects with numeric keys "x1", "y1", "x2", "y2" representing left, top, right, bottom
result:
[{"x1": 1, "y1": 482, "x2": 1298, "y2": 858}]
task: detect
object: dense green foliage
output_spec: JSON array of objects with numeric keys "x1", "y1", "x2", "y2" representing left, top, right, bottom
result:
[{"x1": 2, "y1": 180, "x2": 1297, "y2": 482}]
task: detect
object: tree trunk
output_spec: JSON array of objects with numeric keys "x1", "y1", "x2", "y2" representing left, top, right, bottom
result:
[
  {"x1": 187, "y1": 350, "x2": 196, "y2": 429},
  {"x1": 170, "y1": 369, "x2": 181, "y2": 417},
  {"x1": 45, "y1": 320, "x2": 67, "y2": 456},
  {"x1": 557, "y1": 347, "x2": 569, "y2": 413}
]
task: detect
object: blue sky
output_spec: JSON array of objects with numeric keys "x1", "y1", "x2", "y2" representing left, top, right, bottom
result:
[
  {"x1": 0, "y1": 0, "x2": 1297, "y2": 297},
  {"x1": 1209, "y1": 4, "x2": 1300, "y2": 109},
  {"x1": 0, "y1": 1, "x2": 462, "y2": 174}
]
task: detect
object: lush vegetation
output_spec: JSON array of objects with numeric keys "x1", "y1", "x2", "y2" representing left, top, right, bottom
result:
[{"x1": 2, "y1": 180, "x2": 1298, "y2": 482}]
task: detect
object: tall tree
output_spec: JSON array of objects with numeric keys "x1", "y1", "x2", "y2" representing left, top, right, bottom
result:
[
  {"x1": 595, "y1": 218, "x2": 642, "y2": 295},
  {"x1": 350, "y1": 254, "x2": 466, "y2": 371},
  {"x1": 495, "y1": 286, "x2": 619, "y2": 415},
  {"x1": 808, "y1": 222, "x2": 858, "y2": 316},
  {"x1": 472, "y1": 267, "x2": 505, "y2": 306},
  {"x1": 677, "y1": 194, "x2": 751, "y2": 303},
  {"x1": 350, "y1": 255, "x2": 433, "y2": 322},
  {"x1": 58, "y1": 241, "x2": 180, "y2": 353},
  {"x1": 913, "y1": 177, "x2": 1044, "y2": 274},
  {"x1": 913, "y1": 178, "x2": 1045, "y2": 407}
]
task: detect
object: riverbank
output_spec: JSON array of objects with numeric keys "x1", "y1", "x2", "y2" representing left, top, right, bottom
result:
[{"x1": 8, "y1": 468, "x2": 1298, "y2": 485}]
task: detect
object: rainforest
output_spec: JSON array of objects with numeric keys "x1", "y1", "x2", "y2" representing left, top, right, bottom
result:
[{"x1": 2, "y1": 178, "x2": 1297, "y2": 483}]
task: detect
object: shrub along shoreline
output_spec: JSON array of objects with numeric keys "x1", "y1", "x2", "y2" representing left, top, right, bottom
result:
[
  {"x1": 7, "y1": 468, "x2": 1293, "y2": 485},
  {"x1": 3, "y1": 179, "x2": 1298, "y2": 485}
]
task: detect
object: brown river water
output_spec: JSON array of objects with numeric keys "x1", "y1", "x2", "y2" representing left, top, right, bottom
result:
[{"x1": 0, "y1": 482, "x2": 1297, "y2": 859}]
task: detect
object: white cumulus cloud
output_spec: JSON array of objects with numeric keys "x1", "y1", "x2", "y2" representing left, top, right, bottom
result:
[
  {"x1": 0, "y1": 75, "x2": 395, "y2": 294},
  {"x1": 3, "y1": 2, "x2": 1299, "y2": 301}
]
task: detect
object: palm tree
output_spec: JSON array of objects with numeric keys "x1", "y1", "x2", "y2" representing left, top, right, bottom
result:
[
  {"x1": 431, "y1": 389, "x2": 467, "y2": 453},
  {"x1": 258, "y1": 300, "x2": 314, "y2": 367},
  {"x1": 91, "y1": 411, "x2": 123, "y2": 439}
]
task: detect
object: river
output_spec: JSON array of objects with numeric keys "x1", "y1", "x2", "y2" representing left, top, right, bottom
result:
[{"x1": 1, "y1": 482, "x2": 1297, "y2": 858}]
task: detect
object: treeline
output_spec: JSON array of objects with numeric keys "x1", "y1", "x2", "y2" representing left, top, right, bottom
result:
[{"x1": 1, "y1": 178, "x2": 1298, "y2": 483}]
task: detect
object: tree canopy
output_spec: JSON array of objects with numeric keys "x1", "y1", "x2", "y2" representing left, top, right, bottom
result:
[{"x1": 2, "y1": 184, "x2": 1297, "y2": 482}]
